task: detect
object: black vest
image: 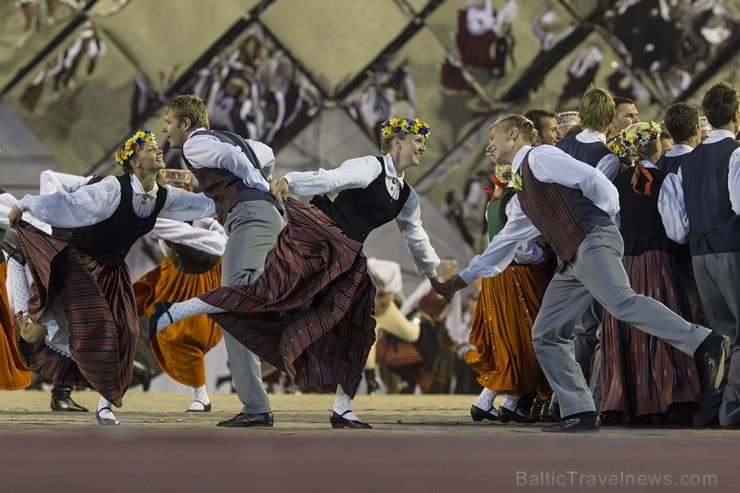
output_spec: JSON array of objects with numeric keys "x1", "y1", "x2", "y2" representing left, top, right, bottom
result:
[
  {"x1": 656, "y1": 151, "x2": 694, "y2": 175},
  {"x1": 556, "y1": 135, "x2": 612, "y2": 168},
  {"x1": 682, "y1": 138, "x2": 740, "y2": 255},
  {"x1": 310, "y1": 157, "x2": 412, "y2": 243},
  {"x1": 166, "y1": 240, "x2": 220, "y2": 274},
  {"x1": 613, "y1": 166, "x2": 673, "y2": 255},
  {"x1": 71, "y1": 175, "x2": 167, "y2": 267}
]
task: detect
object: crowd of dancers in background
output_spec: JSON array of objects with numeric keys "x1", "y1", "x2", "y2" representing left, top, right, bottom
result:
[{"x1": 0, "y1": 80, "x2": 737, "y2": 433}]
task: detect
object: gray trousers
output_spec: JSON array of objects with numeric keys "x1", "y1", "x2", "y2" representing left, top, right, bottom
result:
[
  {"x1": 692, "y1": 252, "x2": 740, "y2": 426},
  {"x1": 221, "y1": 200, "x2": 285, "y2": 415},
  {"x1": 532, "y1": 225, "x2": 710, "y2": 418}
]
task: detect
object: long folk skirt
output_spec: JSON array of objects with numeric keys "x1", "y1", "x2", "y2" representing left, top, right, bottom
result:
[
  {"x1": 199, "y1": 198, "x2": 376, "y2": 398},
  {"x1": 134, "y1": 256, "x2": 222, "y2": 387},
  {"x1": 465, "y1": 264, "x2": 551, "y2": 398},
  {"x1": 14, "y1": 221, "x2": 138, "y2": 407},
  {"x1": 600, "y1": 249, "x2": 701, "y2": 418},
  {"x1": 0, "y1": 260, "x2": 32, "y2": 390}
]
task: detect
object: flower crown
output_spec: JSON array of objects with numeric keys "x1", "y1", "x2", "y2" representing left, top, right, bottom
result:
[
  {"x1": 608, "y1": 121, "x2": 661, "y2": 158},
  {"x1": 115, "y1": 129, "x2": 156, "y2": 166},
  {"x1": 380, "y1": 118, "x2": 431, "y2": 138}
]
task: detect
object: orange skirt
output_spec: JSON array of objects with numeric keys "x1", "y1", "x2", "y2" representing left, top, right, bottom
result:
[
  {"x1": 134, "y1": 256, "x2": 222, "y2": 387},
  {"x1": 465, "y1": 264, "x2": 551, "y2": 398},
  {"x1": 0, "y1": 261, "x2": 32, "y2": 390}
]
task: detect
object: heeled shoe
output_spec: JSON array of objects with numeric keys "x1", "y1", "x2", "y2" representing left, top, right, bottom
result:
[
  {"x1": 186, "y1": 400, "x2": 212, "y2": 412},
  {"x1": 330, "y1": 410, "x2": 372, "y2": 429},
  {"x1": 96, "y1": 407, "x2": 120, "y2": 426},
  {"x1": 148, "y1": 301, "x2": 173, "y2": 341}
]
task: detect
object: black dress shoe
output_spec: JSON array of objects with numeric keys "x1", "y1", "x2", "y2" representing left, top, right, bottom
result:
[
  {"x1": 697, "y1": 333, "x2": 730, "y2": 390},
  {"x1": 499, "y1": 406, "x2": 535, "y2": 424},
  {"x1": 529, "y1": 397, "x2": 545, "y2": 422},
  {"x1": 542, "y1": 415, "x2": 601, "y2": 433},
  {"x1": 148, "y1": 301, "x2": 174, "y2": 342},
  {"x1": 50, "y1": 385, "x2": 89, "y2": 412},
  {"x1": 186, "y1": 400, "x2": 212, "y2": 412},
  {"x1": 544, "y1": 401, "x2": 561, "y2": 422},
  {"x1": 330, "y1": 410, "x2": 372, "y2": 429},
  {"x1": 96, "y1": 407, "x2": 120, "y2": 426},
  {"x1": 470, "y1": 404, "x2": 500, "y2": 422},
  {"x1": 217, "y1": 412, "x2": 273, "y2": 428}
]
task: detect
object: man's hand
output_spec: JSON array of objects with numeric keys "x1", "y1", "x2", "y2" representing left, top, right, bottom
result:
[
  {"x1": 269, "y1": 177, "x2": 290, "y2": 204},
  {"x1": 8, "y1": 205, "x2": 22, "y2": 228},
  {"x1": 430, "y1": 274, "x2": 468, "y2": 301}
]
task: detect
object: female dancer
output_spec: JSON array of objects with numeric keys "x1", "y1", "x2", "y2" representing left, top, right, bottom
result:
[{"x1": 150, "y1": 117, "x2": 442, "y2": 428}]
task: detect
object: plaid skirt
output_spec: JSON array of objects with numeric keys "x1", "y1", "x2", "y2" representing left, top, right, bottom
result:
[
  {"x1": 199, "y1": 198, "x2": 376, "y2": 398},
  {"x1": 14, "y1": 221, "x2": 138, "y2": 407}
]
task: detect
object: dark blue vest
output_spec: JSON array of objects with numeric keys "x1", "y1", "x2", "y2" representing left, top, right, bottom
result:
[
  {"x1": 556, "y1": 135, "x2": 612, "y2": 168},
  {"x1": 656, "y1": 151, "x2": 694, "y2": 175},
  {"x1": 681, "y1": 138, "x2": 740, "y2": 255}
]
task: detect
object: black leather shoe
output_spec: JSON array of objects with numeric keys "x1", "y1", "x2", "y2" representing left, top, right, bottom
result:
[
  {"x1": 96, "y1": 407, "x2": 120, "y2": 426},
  {"x1": 529, "y1": 397, "x2": 545, "y2": 422},
  {"x1": 148, "y1": 301, "x2": 174, "y2": 342},
  {"x1": 545, "y1": 401, "x2": 561, "y2": 422},
  {"x1": 217, "y1": 412, "x2": 273, "y2": 428},
  {"x1": 697, "y1": 333, "x2": 730, "y2": 390},
  {"x1": 542, "y1": 415, "x2": 601, "y2": 433},
  {"x1": 499, "y1": 406, "x2": 535, "y2": 424},
  {"x1": 470, "y1": 404, "x2": 500, "y2": 422},
  {"x1": 50, "y1": 385, "x2": 88, "y2": 412},
  {"x1": 186, "y1": 400, "x2": 212, "y2": 412},
  {"x1": 330, "y1": 410, "x2": 372, "y2": 429}
]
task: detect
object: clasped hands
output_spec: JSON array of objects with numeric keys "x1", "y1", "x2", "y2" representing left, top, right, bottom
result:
[{"x1": 430, "y1": 274, "x2": 468, "y2": 301}]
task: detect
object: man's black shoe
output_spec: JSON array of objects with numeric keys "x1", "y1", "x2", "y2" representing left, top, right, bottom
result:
[
  {"x1": 697, "y1": 333, "x2": 730, "y2": 390},
  {"x1": 542, "y1": 415, "x2": 601, "y2": 433},
  {"x1": 217, "y1": 412, "x2": 273, "y2": 428}
]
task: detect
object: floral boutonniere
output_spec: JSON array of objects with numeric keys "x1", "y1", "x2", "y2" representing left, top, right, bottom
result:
[{"x1": 512, "y1": 171, "x2": 523, "y2": 192}]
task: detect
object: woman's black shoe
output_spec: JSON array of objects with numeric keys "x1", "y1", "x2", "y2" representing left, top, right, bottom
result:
[
  {"x1": 330, "y1": 410, "x2": 372, "y2": 429},
  {"x1": 148, "y1": 301, "x2": 173, "y2": 341}
]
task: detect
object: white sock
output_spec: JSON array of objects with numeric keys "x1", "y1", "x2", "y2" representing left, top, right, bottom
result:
[
  {"x1": 156, "y1": 298, "x2": 224, "y2": 332},
  {"x1": 8, "y1": 258, "x2": 31, "y2": 315},
  {"x1": 97, "y1": 396, "x2": 116, "y2": 420},
  {"x1": 333, "y1": 385, "x2": 360, "y2": 421},
  {"x1": 473, "y1": 388, "x2": 498, "y2": 411},
  {"x1": 500, "y1": 394, "x2": 521, "y2": 412},
  {"x1": 188, "y1": 385, "x2": 210, "y2": 410}
]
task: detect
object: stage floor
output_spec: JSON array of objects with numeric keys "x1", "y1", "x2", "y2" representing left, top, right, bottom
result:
[{"x1": 1, "y1": 391, "x2": 738, "y2": 492}]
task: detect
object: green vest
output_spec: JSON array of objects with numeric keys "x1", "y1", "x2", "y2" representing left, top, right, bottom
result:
[{"x1": 486, "y1": 187, "x2": 516, "y2": 241}]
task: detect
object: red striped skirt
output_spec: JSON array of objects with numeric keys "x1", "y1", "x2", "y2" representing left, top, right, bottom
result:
[
  {"x1": 199, "y1": 198, "x2": 376, "y2": 398},
  {"x1": 14, "y1": 221, "x2": 139, "y2": 407},
  {"x1": 600, "y1": 249, "x2": 701, "y2": 418}
]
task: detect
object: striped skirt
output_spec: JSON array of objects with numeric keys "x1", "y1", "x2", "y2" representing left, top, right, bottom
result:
[
  {"x1": 134, "y1": 256, "x2": 222, "y2": 387},
  {"x1": 14, "y1": 221, "x2": 139, "y2": 407},
  {"x1": 0, "y1": 261, "x2": 32, "y2": 390},
  {"x1": 600, "y1": 249, "x2": 701, "y2": 418},
  {"x1": 465, "y1": 264, "x2": 551, "y2": 397},
  {"x1": 199, "y1": 198, "x2": 376, "y2": 398}
]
